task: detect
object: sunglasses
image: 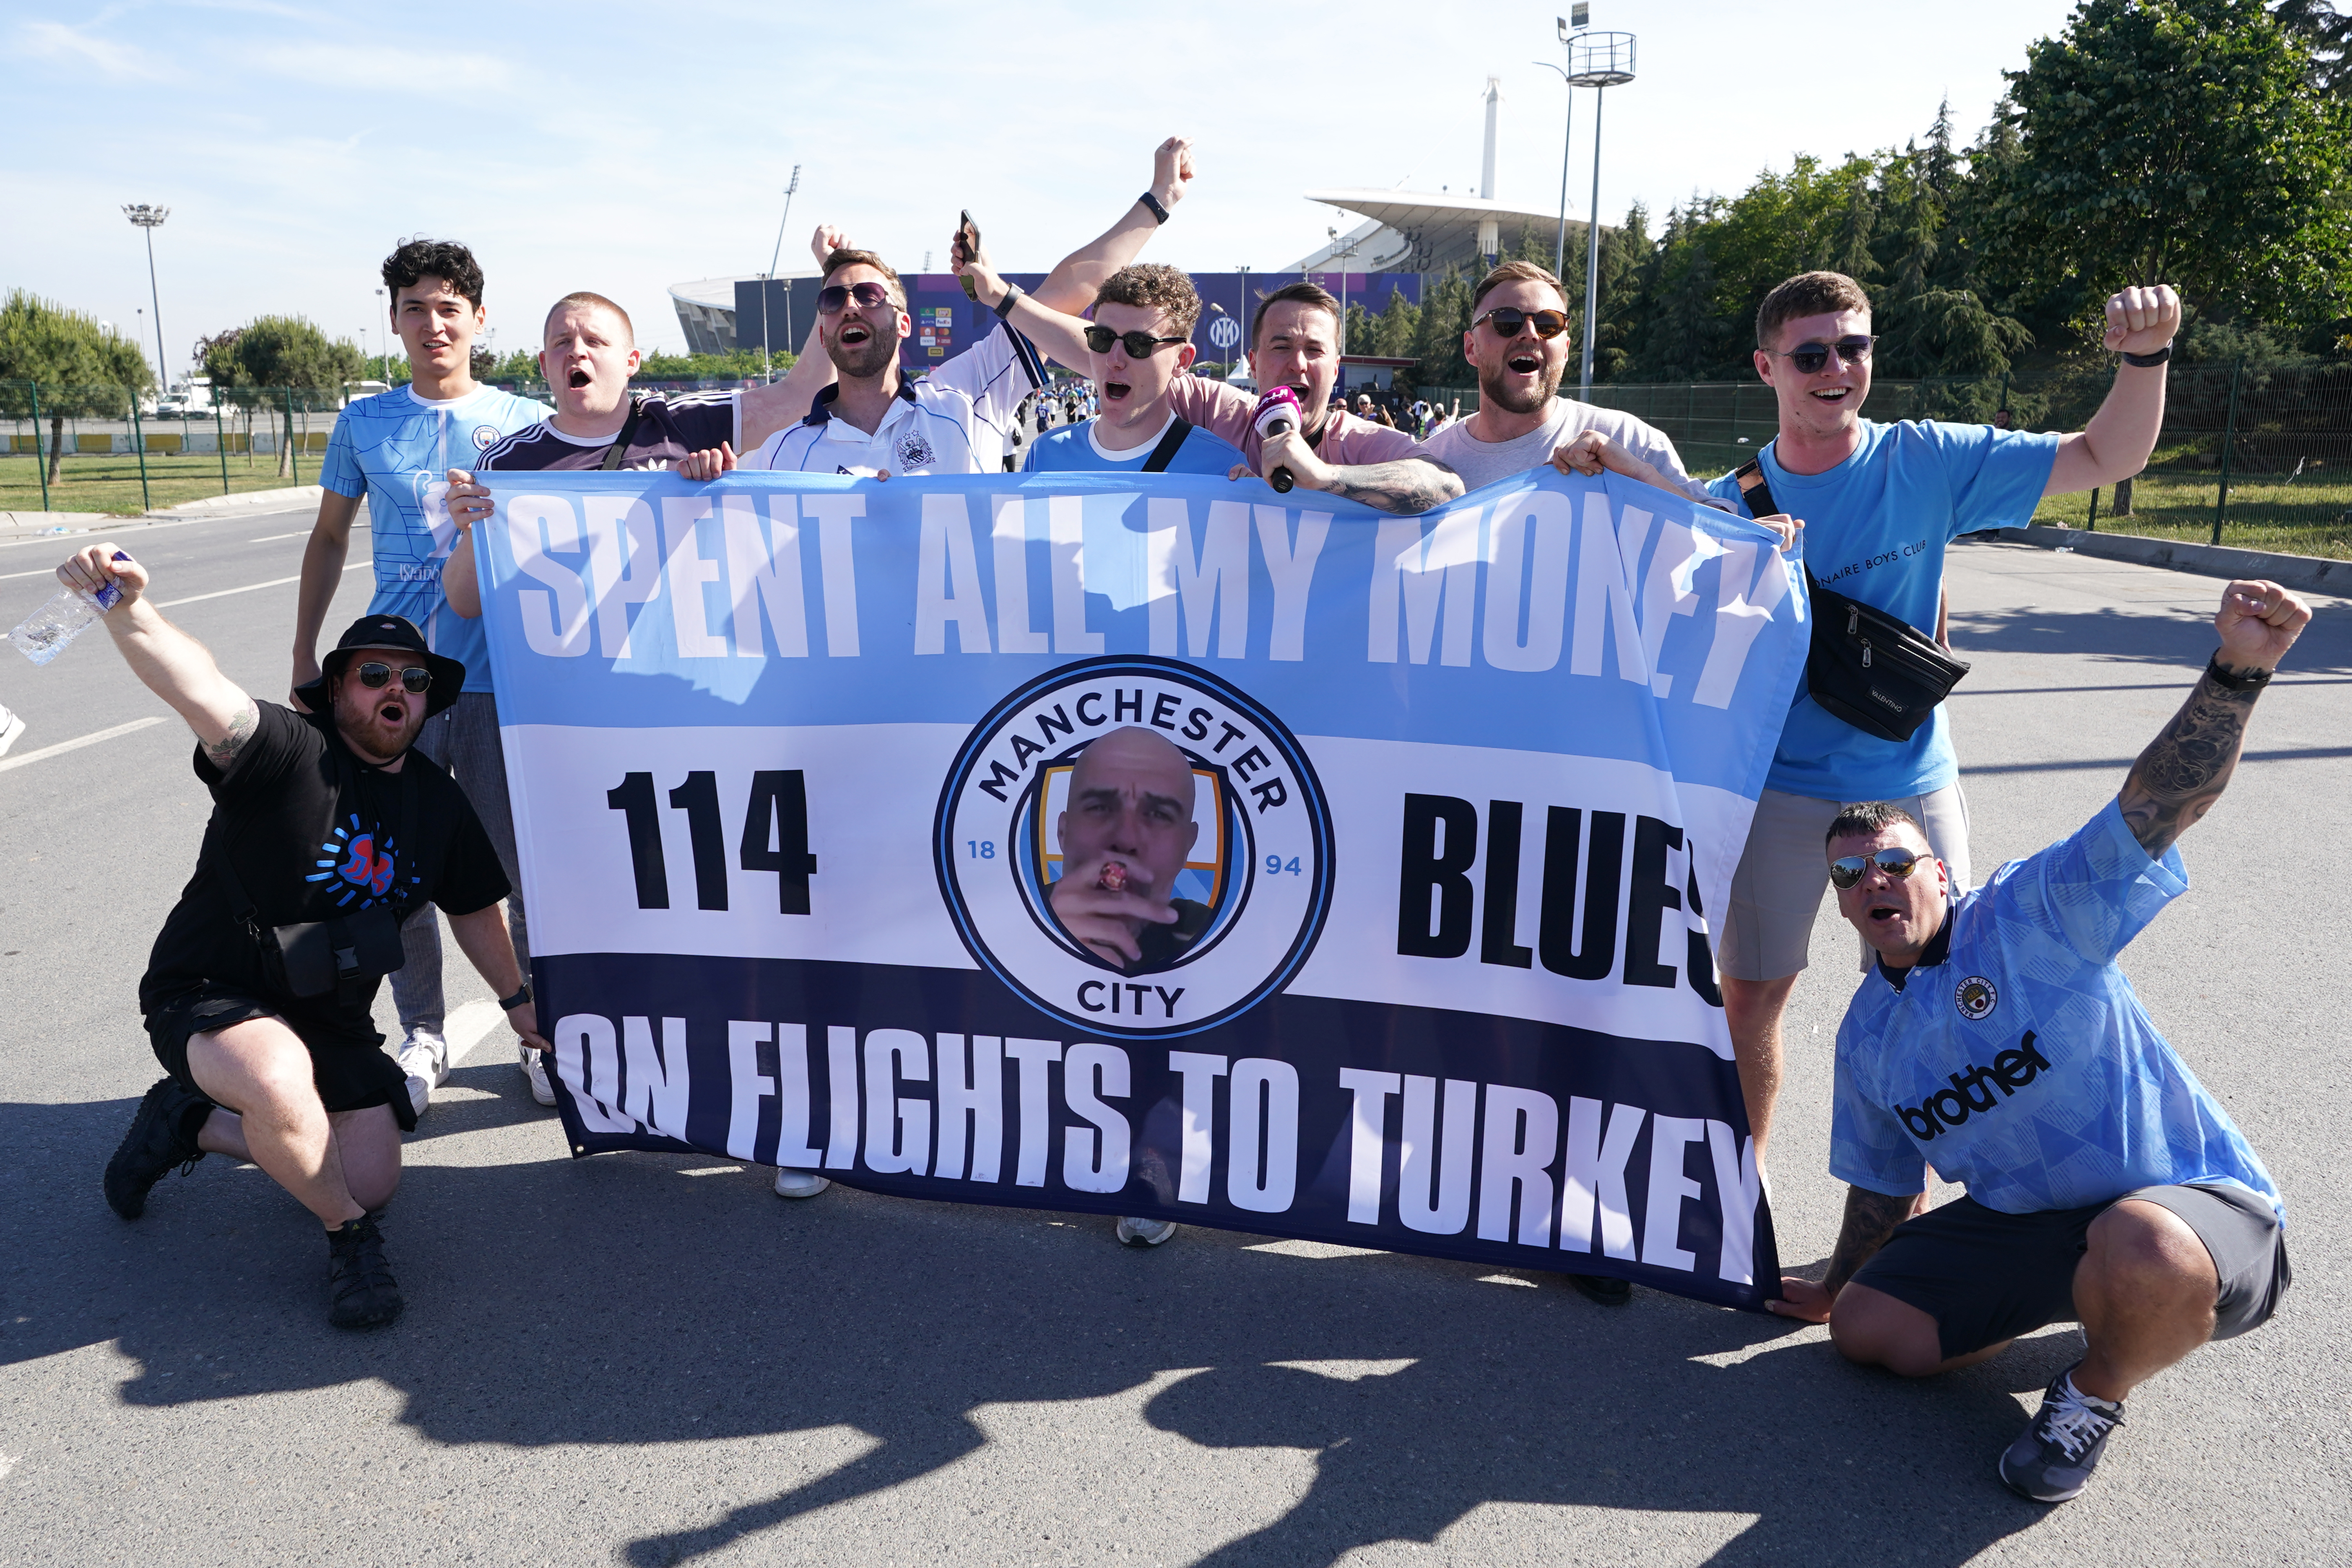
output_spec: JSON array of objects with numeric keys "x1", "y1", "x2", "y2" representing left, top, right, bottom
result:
[
  {"x1": 817, "y1": 281, "x2": 897, "y2": 315},
  {"x1": 1472, "y1": 306, "x2": 1570, "y2": 339},
  {"x1": 1774, "y1": 335, "x2": 1875, "y2": 375},
  {"x1": 1828, "y1": 846, "x2": 1933, "y2": 891},
  {"x1": 1082, "y1": 325, "x2": 1187, "y2": 358},
  {"x1": 352, "y1": 662, "x2": 432, "y2": 694}
]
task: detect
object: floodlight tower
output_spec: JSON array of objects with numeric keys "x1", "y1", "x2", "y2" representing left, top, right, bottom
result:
[
  {"x1": 1566, "y1": 24, "x2": 1635, "y2": 397},
  {"x1": 763, "y1": 165, "x2": 803, "y2": 379},
  {"x1": 122, "y1": 204, "x2": 171, "y2": 395}
]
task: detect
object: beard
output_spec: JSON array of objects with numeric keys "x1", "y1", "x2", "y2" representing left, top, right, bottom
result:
[
  {"x1": 825, "y1": 324, "x2": 898, "y2": 380},
  {"x1": 1477, "y1": 351, "x2": 1565, "y2": 416}
]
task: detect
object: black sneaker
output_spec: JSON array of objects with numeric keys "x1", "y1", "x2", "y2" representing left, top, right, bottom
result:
[
  {"x1": 2000, "y1": 1363, "x2": 2125, "y2": 1503},
  {"x1": 326, "y1": 1215, "x2": 404, "y2": 1330},
  {"x1": 1566, "y1": 1272, "x2": 1633, "y2": 1306},
  {"x1": 103, "y1": 1078, "x2": 211, "y2": 1220}
]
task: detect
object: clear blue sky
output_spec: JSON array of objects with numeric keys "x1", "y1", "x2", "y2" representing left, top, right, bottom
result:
[{"x1": 2, "y1": 0, "x2": 2078, "y2": 374}]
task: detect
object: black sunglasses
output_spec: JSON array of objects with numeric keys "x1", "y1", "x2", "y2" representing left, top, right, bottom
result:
[
  {"x1": 1472, "y1": 306, "x2": 1570, "y2": 340},
  {"x1": 1828, "y1": 846, "x2": 1932, "y2": 891},
  {"x1": 352, "y1": 661, "x2": 432, "y2": 694},
  {"x1": 1774, "y1": 335, "x2": 1875, "y2": 375},
  {"x1": 1082, "y1": 325, "x2": 1187, "y2": 358},
  {"x1": 817, "y1": 281, "x2": 896, "y2": 315}
]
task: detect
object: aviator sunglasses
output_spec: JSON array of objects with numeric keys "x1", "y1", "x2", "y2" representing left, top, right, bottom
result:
[
  {"x1": 352, "y1": 661, "x2": 433, "y2": 694},
  {"x1": 1828, "y1": 846, "x2": 1933, "y2": 891},
  {"x1": 1471, "y1": 306, "x2": 1570, "y2": 339},
  {"x1": 1082, "y1": 325, "x2": 1187, "y2": 357},
  {"x1": 817, "y1": 280, "x2": 897, "y2": 314},
  {"x1": 1773, "y1": 335, "x2": 1875, "y2": 375}
]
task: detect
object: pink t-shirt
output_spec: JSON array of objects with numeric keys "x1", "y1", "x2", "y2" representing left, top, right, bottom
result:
[{"x1": 1164, "y1": 377, "x2": 1422, "y2": 471}]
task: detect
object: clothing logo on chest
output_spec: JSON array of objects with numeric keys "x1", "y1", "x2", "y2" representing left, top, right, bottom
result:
[
  {"x1": 897, "y1": 430, "x2": 936, "y2": 470},
  {"x1": 311, "y1": 813, "x2": 399, "y2": 907},
  {"x1": 1893, "y1": 1031, "x2": 2051, "y2": 1142},
  {"x1": 472, "y1": 424, "x2": 500, "y2": 451},
  {"x1": 1955, "y1": 974, "x2": 1998, "y2": 1020}
]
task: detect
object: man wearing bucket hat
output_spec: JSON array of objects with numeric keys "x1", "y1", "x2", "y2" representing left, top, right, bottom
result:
[{"x1": 62, "y1": 544, "x2": 545, "y2": 1330}]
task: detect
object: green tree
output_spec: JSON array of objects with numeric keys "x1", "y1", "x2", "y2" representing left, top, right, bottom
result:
[
  {"x1": 1980, "y1": 0, "x2": 2352, "y2": 337},
  {"x1": 2274, "y1": 0, "x2": 2352, "y2": 92},
  {"x1": 225, "y1": 316, "x2": 362, "y2": 477},
  {"x1": 1409, "y1": 270, "x2": 1474, "y2": 388},
  {"x1": 0, "y1": 289, "x2": 154, "y2": 485}
]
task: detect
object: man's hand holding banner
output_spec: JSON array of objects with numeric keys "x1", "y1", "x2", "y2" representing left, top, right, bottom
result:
[{"x1": 474, "y1": 464, "x2": 1808, "y2": 1309}]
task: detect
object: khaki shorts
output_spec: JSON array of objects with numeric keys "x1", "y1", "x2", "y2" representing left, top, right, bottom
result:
[{"x1": 1717, "y1": 785, "x2": 1972, "y2": 983}]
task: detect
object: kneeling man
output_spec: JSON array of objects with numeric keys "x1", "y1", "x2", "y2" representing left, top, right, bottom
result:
[
  {"x1": 1773, "y1": 579, "x2": 2306, "y2": 1501},
  {"x1": 74, "y1": 544, "x2": 547, "y2": 1329}
]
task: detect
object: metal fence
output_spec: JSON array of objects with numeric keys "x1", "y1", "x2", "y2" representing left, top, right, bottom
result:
[{"x1": 1, "y1": 381, "x2": 350, "y2": 516}]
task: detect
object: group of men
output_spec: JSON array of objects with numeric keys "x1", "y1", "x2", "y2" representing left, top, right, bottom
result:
[{"x1": 68, "y1": 134, "x2": 2306, "y2": 1503}]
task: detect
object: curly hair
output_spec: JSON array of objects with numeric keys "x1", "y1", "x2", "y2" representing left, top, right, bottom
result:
[
  {"x1": 382, "y1": 238, "x2": 485, "y2": 311},
  {"x1": 1093, "y1": 263, "x2": 1202, "y2": 339}
]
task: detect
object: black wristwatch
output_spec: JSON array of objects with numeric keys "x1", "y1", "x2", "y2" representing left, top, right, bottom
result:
[
  {"x1": 992, "y1": 282, "x2": 1024, "y2": 321},
  {"x1": 2122, "y1": 345, "x2": 2173, "y2": 368},
  {"x1": 1138, "y1": 190, "x2": 1171, "y2": 225},
  {"x1": 497, "y1": 982, "x2": 534, "y2": 1012},
  {"x1": 2205, "y1": 651, "x2": 2272, "y2": 691}
]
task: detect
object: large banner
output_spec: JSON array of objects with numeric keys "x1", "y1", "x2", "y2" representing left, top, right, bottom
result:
[{"x1": 474, "y1": 466, "x2": 1808, "y2": 1310}]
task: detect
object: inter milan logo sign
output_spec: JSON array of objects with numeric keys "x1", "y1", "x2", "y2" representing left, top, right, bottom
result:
[{"x1": 935, "y1": 657, "x2": 1333, "y2": 1038}]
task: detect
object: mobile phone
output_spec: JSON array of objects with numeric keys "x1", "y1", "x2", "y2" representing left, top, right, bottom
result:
[{"x1": 956, "y1": 210, "x2": 981, "y2": 301}]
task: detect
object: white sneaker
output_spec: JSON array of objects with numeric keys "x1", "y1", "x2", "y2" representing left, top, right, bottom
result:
[
  {"x1": 1116, "y1": 1216, "x2": 1177, "y2": 1247},
  {"x1": 0, "y1": 707, "x2": 25, "y2": 758},
  {"x1": 519, "y1": 1043, "x2": 555, "y2": 1107},
  {"x1": 396, "y1": 1029, "x2": 448, "y2": 1117},
  {"x1": 773, "y1": 1170, "x2": 831, "y2": 1199}
]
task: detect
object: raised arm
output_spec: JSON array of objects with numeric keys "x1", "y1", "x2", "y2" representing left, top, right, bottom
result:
[
  {"x1": 2114, "y1": 579, "x2": 2309, "y2": 859},
  {"x1": 1768, "y1": 1184, "x2": 1923, "y2": 1323},
  {"x1": 954, "y1": 255, "x2": 1094, "y2": 371},
  {"x1": 58, "y1": 545, "x2": 259, "y2": 767},
  {"x1": 1024, "y1": 136, "x2": 1195, "y2": 316},
  {"x1": 2043, "y1": 286, "x2": 2179, "y2": 496}
]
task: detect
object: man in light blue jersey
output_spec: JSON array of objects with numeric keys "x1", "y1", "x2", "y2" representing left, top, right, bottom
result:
[
  {"x1": 1768, "y1": 579, "x2": 2308, "y2": 1503},
  {"x1": 1022, "y1": 264, "x2": 1242, "y2": 478},
  {"x1": 291, "y1": 238, "x2": 548, "y2": 1117},
  {"x1": 1707, "y1": 269, "x2": 2184, "y2": 1163}
]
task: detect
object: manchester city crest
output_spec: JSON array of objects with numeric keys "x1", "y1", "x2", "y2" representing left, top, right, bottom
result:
[
  {"x1": 897, "y1": 430, "x2": 936, "y2": 470},
  {"x1": 1955, "y1": 974, "x2": 1998, "y2": 1020}
]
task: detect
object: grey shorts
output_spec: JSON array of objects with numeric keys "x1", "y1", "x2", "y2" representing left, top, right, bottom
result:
[
  {"x1": 1848, "y1": 1184, "x2": 2289, "y2": 1361},
  {"x1": 1717, "y1": 784, "x2": 1973, "y2": 983}
]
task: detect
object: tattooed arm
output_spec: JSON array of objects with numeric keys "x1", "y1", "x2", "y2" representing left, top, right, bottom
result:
[
  {"x1": 2115, "y1": 579, "x2": 2310, "y2": 859},
  {"x1": 1768, "y1": 1185, "x2": 1923, "y2": 1323},
  {"x1": 56, "y1": 544, "x2": 259, "y2": 764},
  {"x1": 1238, "y1": 425, "x2": 1466, "y2": 515}
]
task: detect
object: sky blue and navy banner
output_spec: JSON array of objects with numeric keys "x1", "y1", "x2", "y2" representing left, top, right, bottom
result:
[{"x1": 474, "y1": 465, "x2": 1808, "y2": 1310}]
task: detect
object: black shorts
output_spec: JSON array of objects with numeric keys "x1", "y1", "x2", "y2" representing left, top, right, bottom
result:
[
  {"x1": 145, "y1": 983, "x2": 417, "y2": 1134},
  {"x1": 1849, "y1": 1185, "x2": 2288, "y2": 1361}
]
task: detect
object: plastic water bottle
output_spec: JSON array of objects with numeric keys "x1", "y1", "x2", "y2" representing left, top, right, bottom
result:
[{"x1": 9, "y1": 552, "x2": 131, "y2": 666}]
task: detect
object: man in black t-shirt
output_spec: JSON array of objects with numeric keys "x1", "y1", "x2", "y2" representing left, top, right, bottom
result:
[{"x1": 58, "y1": 544, "x2": 547, "y2": 1331}]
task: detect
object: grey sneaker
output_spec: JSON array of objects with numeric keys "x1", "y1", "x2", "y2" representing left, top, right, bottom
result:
[
  {"x1": 396, "y1": 1029, "x2": 447, "y2": 1118},
  {"x1": 2000, "y1": 1364, "x2": 2125, "y2": 1503},
  {"x1": 774, "y1": 1170, "x2": 831, "y2": 1199},
  {"x1": 1116, "y1": 1216, "x2": 1177, "y2": 1247},
  {"x1": 519, "y1": 1043, "x2": 555, "y2": 1107}
]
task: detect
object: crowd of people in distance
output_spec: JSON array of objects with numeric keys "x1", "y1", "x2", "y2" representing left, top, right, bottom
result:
[{"x1": 49, "y1": 133, "x2": 2309, "y2": 1507}]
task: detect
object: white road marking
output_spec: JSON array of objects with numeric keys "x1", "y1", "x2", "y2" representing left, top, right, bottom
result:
[
  {"x1": 249, "y1": 531, "x2": 310, "y2": 542},
  {"x1": 154, "y1": 559, "x2": 368, "y2": 608},
  {"x1": 443, "y1": 999, "x2": 508, "y2": 1066},
  {"x1": 0, "y1": 715, "x2": 168, "y2": 774}
]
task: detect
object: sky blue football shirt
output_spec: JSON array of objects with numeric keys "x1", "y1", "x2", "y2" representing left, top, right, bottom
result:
[{"x1": 1023, "y1": 413, "x2": 1244, "y2": 476}]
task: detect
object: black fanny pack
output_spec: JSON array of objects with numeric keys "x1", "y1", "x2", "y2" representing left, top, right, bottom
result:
[
  {"x1": 1733, "y1": 459, "x2": 1969, "y2": 743},
  {"x1": 207, "y1": 747, "x2": 416, "y2": 1001}
]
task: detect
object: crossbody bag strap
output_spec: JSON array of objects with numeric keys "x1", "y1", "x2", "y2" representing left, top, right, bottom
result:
[
  {"x1": 1140, "y1": 417, "x2": 1194, "y2": 474},
  {"x1": 599, "y1": 397, "x2": 646, "y2": 471}
]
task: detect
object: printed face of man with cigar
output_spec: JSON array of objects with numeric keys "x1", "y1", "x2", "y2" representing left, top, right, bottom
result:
[{"x1": 1048, "y1": 727, "x2": 1207, "y2": 972}]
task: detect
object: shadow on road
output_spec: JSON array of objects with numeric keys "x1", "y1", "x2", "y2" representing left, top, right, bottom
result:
[
  {"x1": 4, "y1": 1078, "x2": 2071, "y2": 1566},
  {"x1": 1949, "y1": 585, "x2": 2352, "y2": 675}
]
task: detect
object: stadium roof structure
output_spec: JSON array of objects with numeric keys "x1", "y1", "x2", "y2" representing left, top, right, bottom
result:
[{"x1": 1292, "y1": 189, "x2": 1601, "y2": 276}]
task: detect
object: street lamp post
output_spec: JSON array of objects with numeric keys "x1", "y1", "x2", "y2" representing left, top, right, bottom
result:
[
  {"x1": 1566, "y1": 29, "x2": 1636, "y2": 397},
  {"x1": 375, "y1": 287, "x2": 388, "y2": 383},
  {"x1": 122, "y1": 204, "x2": 171, "y2": 397},
  {"x1": 763, "y1": 165, "x2": 803, "y2": 381},
  {"x1": 1237, "y1": 265, "x2": 1252, "y2": 381},
  {"x1": 1533, "y1": 52, "x2": 1575, "y2": 279}
]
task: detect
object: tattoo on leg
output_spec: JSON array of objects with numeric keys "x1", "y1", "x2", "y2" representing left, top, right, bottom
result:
[
  {"x1": 1825, "y1": 1186, "x2": 1920, "y2": 1298},
  {"x1": 204, "y1": 697, "x2": 260, "y2": 768},
  {"x1": 2116, "y1": 674, "x2": 2260, "y2": 858}
]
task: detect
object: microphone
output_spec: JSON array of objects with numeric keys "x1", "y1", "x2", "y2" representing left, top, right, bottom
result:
[{"x1": 1252, "y1": 385, "x2": 1301, "y2": 494}]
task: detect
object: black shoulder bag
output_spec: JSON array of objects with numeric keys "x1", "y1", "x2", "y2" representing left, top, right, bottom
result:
[
  {"x1": 1140, "y1": 417, "x2": 1196, "y2": 474},
  {"x1": 1733, "y1": 459, "x2": 1969, "y2": 743},
  {"x1": 600, "y1": 398, "x2": 646, "y2": 471},
  {"x1": 206, "y1": 748, "x2": 416, "y2": 1001}
]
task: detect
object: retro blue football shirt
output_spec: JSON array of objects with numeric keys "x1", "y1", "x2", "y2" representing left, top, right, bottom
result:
[
  {"x1": 1022, "y1": 413, "x2": 1243, "y2": 476},
  {"x1": 1830, "y1": 799, "x2": 2279, "y2": 1218},
  {"x1": 320, "y1": 384, "x2": 548, "y2": 692}
]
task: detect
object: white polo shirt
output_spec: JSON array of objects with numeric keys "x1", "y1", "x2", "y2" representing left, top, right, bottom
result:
[{"x1": 746, "y1": 322, "x2": 1045, "y2": 476}]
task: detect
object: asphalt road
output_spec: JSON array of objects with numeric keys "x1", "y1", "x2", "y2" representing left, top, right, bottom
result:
[{"x1": 2, "y1": 514, "x2": 2345, "y2": 1567}]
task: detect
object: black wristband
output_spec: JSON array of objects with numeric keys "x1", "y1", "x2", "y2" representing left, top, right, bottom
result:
[
  {"x1": 498, "y1": 982, "x2": 534, "y2": 1011},
  {"x1": 2122, "y1": 344, "x2": 2172, "y2": 368},
  {"x1": 2205, "y1": 651, "x2": 2272, "y2": 691},
  {"x1": 1138, "y1": 190, "x2": 1171, "y2": 225},
  {"x1": 992, "y1": 282, "x2": 1024, "y2": 321}
]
